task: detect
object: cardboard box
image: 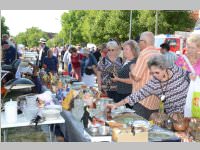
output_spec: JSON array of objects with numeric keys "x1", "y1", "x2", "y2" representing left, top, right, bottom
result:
[{"x1": 112, "y1": 127, "x2": 148, "y2": 142}]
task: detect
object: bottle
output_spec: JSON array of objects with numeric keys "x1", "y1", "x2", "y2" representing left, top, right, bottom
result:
[{"x1": 159, "y1": 100, "x2": 164, "y2": 114}]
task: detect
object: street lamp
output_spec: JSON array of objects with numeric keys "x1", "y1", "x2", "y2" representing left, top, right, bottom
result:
[
  {"x1": 129, "y1": 10, "x2": 133, "y2": 40},
  {"x1": 69, "y1": 28, "x2": 72, "y2": 45},
  {"x1": 155, "y1": 10, "x2": 158, "y2": 35}
]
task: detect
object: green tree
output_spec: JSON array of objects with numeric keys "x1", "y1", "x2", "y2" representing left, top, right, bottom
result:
[
  {"x1": 15, "y1": 27, "x2": 49, "y2": 47},
  {"x1": 58, "y1": 10, "x2": 195, "y2": 45},
  {"x1": 1, "y1": 16, "x2": 9, "y2": 36},
  {"x1": 137, "y1": 10, "x2": 195, "y2": 34}
]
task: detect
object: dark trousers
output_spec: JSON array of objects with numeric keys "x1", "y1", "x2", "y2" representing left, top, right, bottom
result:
[
  {"x1": 106, "y1": 91, "x2": 118, "y2": 103},
  {"x1": 115, "y1": 93, "x2": 133, "y2": 109},
  {"x1": 132, "y1": 103, "x2": 158, "y2": 120},
  {"x1": 62, "y1": 62, "x2": 64, "y2": 70}
]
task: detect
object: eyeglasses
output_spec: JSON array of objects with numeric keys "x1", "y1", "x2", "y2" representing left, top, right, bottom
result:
[
  {"x1": 139, "y1": 40, "x2": 145, "y2": 43},
  {"x1": 150, "y1": 71, "x2": 160, "y2": 75},
  {"x1": 108, "y1": 49, "x2": 115, "y2": 52}
]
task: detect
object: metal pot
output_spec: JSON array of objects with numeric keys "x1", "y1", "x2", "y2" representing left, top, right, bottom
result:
[
  {"x1": 89, "y1": 127, "x2": 99, "y2": 134},
  {"x1": 98, "y1": 125, "x2": 110, "y2": 136}
]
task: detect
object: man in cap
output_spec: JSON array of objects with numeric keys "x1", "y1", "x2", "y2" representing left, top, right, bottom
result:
[{"x1": 37, "y1": 38, "x2": 49, "y2": 68}]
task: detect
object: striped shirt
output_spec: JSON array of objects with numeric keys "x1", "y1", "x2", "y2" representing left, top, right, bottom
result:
[
  {"x1": 127, "y1": 65, "x2": 190, "y2": 115},
  {"x1": 163, "y1": 51, "x2": 177, "y2": 67},
  {"x1": 132, "y1": 46, "x2": 160, "y2": 110}
]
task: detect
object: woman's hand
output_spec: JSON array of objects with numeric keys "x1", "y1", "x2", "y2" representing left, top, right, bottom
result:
[
  {"x1": 43, "y1": 64, "x2": 47, "y2": 69},
  {"x1": 111, "y1": 75, "x2": 119, "y2": 82},
  {"x1": 190, "y1": 73, "x2": 197, "y2": 81},
  {"x1": 106, "y1": 103, "x2": 117, "y2": 110}
]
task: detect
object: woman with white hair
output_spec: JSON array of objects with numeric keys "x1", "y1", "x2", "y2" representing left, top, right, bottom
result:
[
  {"x1": 176, "y1": 34, "x2": 200, "y2": 76},
  {"x1": 107, "y1": 54, "x2": 192, "y2": 119},
  {"x1": 81, "y1": 48, "x2": 98, "y2": 87},
  {"x1": 97, "y1": 40, "x2": 123, "y2": 102}
]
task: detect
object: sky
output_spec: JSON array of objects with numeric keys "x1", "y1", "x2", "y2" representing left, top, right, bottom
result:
[{"x1": 1, "y1": 10, "x2": 69, "y2": 36}]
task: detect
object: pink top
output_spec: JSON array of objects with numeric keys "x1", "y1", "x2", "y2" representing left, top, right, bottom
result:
[{"x1": 175, "y1": 55, "x2": 200, "y2": 76}]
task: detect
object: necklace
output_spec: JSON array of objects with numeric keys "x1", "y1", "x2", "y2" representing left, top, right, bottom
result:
[{"x1": 160, "y1": 70, "x2": 171, "y2": 102}]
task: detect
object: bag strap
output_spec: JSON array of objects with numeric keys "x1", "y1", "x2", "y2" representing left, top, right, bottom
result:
[{"x1": 182, "y1": 55, "x2": 196, "y2": 74}]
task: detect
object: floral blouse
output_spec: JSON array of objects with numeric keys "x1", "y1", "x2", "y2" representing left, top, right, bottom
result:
[
  {"x1": 97, "y1": 56, "x2": 122, "y2": 91},
  {"x1": 175, "y1": 55, "x2": 200, "y2": 76}
]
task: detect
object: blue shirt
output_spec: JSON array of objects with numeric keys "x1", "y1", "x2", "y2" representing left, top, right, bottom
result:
[
  {"x1": 4, "y1": 46, "x2": 17, "y2": 65},
  {"x1": 43, "y1": 56, "x2": 58, "y2": 73},
  {"x1": 83, "y1": 53, "x2": 97, "y2": 68}
]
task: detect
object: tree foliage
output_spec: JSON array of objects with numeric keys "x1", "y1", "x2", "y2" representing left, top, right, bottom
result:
[
  {"x1": 15, "y1": 27, "x2": 49, "y2": 47},
  {"x1": 1, "y1": 16, "x2": 9, "y2": 37},
  {"x1": 12, "y1": 10, "x2": 196, "y2": 48},
  {"x1": 59, "y1": 10, "x2": 195, "y2": 45}
]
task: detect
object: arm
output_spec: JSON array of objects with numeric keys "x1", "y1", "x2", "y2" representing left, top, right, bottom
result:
[
  {"x1": 96, "y1": 70, "x2": 102, "y2": 90},
  {"x1": 90, "y1": 54, "x2": 98, "y2": 75},
  {"x1": 111, "y1": 75, "x2": 133, "y2": 84},
  {"x1": 11, "y1": 47, "x2": 17, "y2": 62},
  {"x1": 55, "y1": 57, "x2": 59, "y2": 71},
  {"x1": 92, "y1": 65, "x2": 98, "y2": 75},
  {"x1": 107, "y1": 80, "x2": 156, "y2": 109},
  {"x1": 131, "y1": 55, "x2": 147, "y2": 82}
]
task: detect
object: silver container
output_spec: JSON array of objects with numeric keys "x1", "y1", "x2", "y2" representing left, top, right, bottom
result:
[{"x1": 98, "y1": 126, "x2": 110, "y2": 136}]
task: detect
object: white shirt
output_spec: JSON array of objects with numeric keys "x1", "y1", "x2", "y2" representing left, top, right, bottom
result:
[
  {"x1": 38, "y1": 46, "x2": 44, "y2": 61},
  {"x1": 63, "y1": 50, "x2": 71, "y2": 64}
]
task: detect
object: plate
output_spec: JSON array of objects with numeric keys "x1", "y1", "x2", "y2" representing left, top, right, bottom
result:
[
  {"x1": 149, "y1": 131, "x2": 176, "y2": 141},
  {"x1": 129, "y1": 120, "x2": 151, "y2": 129},
  {"x1": 73, "y1": 82, "x2": 85, "y2": 85},
  {"x1": 45, "y1": 105, "x2": 62, "y2": 112}
]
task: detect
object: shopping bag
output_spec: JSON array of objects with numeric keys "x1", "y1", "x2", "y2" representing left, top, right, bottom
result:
[
  {"x1": 191, "y1": 77, "x2": 200, "y2": 118},
  {"x1": 181, "y1": 55, "x2": 200, "y2": 118},
  {"x1": 184, "y1": 79, "x2": 195, "y2": 117}
]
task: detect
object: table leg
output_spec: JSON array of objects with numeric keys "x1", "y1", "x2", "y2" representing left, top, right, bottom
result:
[
  {"x1": 48, "y1": 125, "x2": 52, "y2": 142},
  {"x1": 53, "y1": 124, "x2": 56, "y2": 141},
  {"x1": 3, "y1": 129, "x2": 7, "y2": 142}
]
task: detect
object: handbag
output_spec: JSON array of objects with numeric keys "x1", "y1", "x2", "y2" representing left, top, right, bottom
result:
[{"x1": 85, "y1": 67, "x2": 94, "y2": 75}]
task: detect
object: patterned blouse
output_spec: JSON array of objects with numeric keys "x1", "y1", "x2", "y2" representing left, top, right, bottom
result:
[
  {"x1": 97, "y1": 56, "x2": 123, "y2": 91},
  {"x1": 126, "y1": 65, "x2": 190, "y2": 115},
  {"x1": 175, "y1": 55, "x2": 200, "y2": 76}
]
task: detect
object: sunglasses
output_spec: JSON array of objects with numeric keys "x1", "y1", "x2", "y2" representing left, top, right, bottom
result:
[{"x1": 108, "y1": 49, "x2": 115, "y2": 52}]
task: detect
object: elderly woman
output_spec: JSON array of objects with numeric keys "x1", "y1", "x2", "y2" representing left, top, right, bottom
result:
[
  {"x1": 43, "y1": 49, "x2": 59, "y2": 74},
  {"x1": 81, "y1": 48, "x2": 98, "y2": 87},
  {"x1": 97, "y1": 40, "x2": 123, "y2": 102},
  {"x1": 107, "y1": 54, "x2": 192, "y2": 119},
  {"x1": 176, "y1": 34, "x2": 200, "y2": 76},
  {"x1": 111, "y1": 40, "x2": 139, "y2": 103}
]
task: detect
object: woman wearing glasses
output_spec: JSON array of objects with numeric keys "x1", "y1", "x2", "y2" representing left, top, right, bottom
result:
[
  {"x1": 97, "y1": 40, "x2": 123, "y2": 102},
  {"x1": 107, "y1": 54, "x2": 192, "y2": 117}
]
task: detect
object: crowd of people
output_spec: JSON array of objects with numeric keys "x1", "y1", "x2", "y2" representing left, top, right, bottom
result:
[{"x1": 1, "y1": 31, "x2": 200, "y2": 120}]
